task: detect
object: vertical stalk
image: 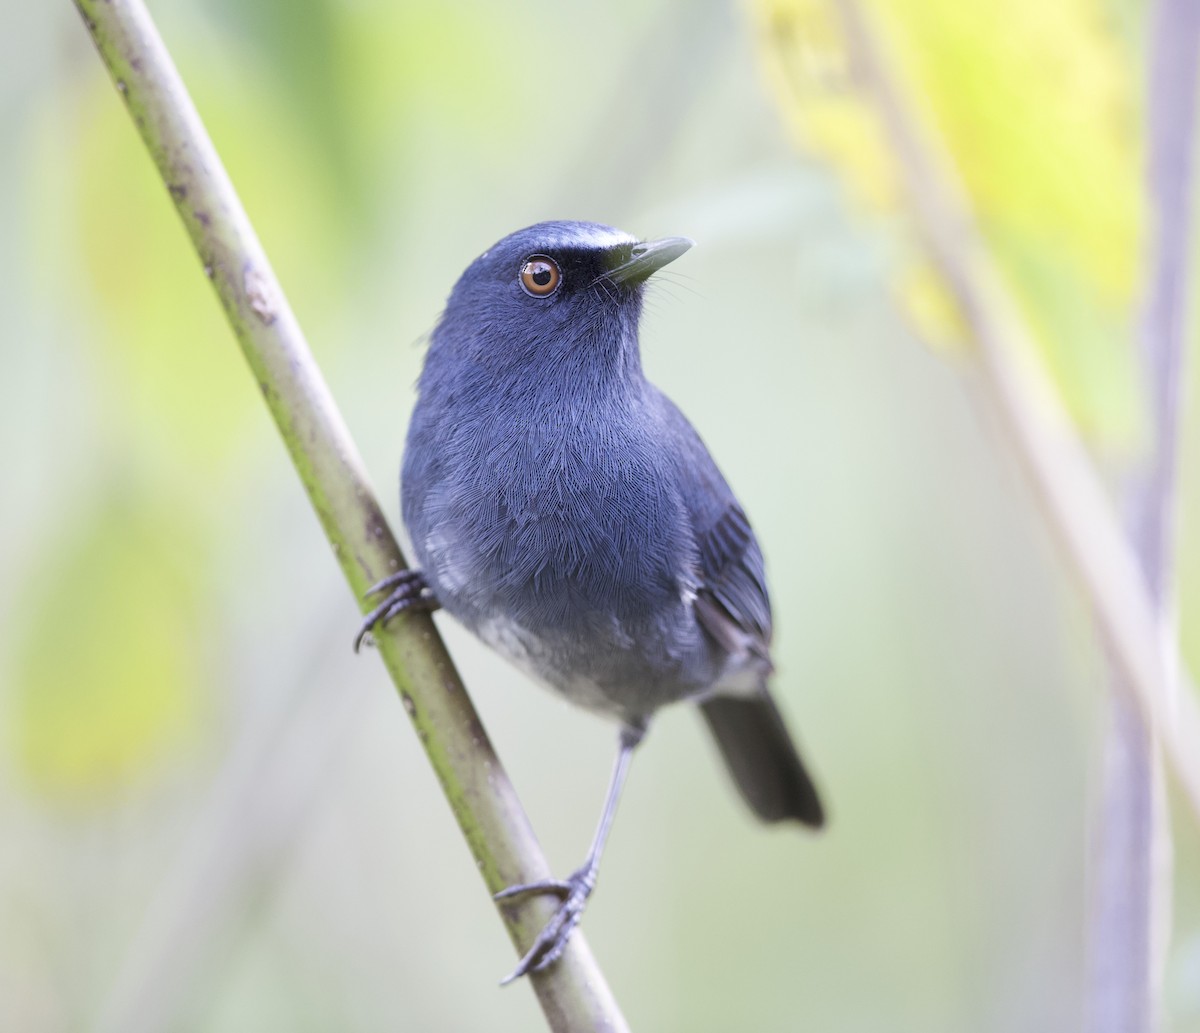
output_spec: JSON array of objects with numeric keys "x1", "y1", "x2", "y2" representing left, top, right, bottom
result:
[{"x1": 1087, "y1": 3, "x2": 1200, "y2": 1029}]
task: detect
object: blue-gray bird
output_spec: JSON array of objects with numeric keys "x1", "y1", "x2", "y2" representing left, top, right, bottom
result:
[{"x1": 357, "y1": 220, "x2": 824, "y2": 982}]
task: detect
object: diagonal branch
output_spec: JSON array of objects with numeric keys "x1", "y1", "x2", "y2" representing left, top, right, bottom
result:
[
  {"x1": 823, "y1": 0, "x2": 1200, "y2": 824},
  {"x1": 70, "y1": 2, "x2": 629, "y2": 1030}
]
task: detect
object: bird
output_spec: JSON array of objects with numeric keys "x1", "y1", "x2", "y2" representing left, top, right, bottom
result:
[{"x1": 356, "y1": 220, "x2": 824, "y2": 983}]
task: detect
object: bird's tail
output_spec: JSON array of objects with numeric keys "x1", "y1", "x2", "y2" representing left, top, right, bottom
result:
[{"x1": 700, "y1": 689, "x2": 825, "y2": 827}]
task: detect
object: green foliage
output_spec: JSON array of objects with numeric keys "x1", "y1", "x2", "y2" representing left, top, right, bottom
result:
[
  {"x1": 12, "y1": 493, "x2": 204, "y2": 795},
  {"x1": 72, "y1": 86, "x2": 252, "y2": 470}
]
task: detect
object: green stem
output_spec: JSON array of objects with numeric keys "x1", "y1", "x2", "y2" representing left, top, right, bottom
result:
[{"x1": 71, "y1": 2, "x2": 629, "y2": 1029}]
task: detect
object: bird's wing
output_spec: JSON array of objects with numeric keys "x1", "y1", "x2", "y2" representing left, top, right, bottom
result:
[
  {"x1": 693, "y1": 501, "x2": 773, "y2": 654},
  {"x1": 650, "y1": 388, "x2": 773, "y2": 658}
]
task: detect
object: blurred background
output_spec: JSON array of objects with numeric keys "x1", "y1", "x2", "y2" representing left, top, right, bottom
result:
[{"x1": 3, "y1": 0, "x2": 1199, "y2": 1030}]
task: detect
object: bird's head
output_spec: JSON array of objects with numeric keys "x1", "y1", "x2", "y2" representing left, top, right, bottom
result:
[{"x1": 432, "y1": 221, "x2": 693, "y2": 384}]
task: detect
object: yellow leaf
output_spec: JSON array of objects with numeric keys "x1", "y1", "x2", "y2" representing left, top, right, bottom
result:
[{"x1": 752, "y1": 0, "x2": 1143, "y2": 446}]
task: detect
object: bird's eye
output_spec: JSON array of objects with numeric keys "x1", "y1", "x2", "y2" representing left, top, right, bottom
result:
[{"x1": 519, "y1": 256, "x2": 561, "y2": 297}]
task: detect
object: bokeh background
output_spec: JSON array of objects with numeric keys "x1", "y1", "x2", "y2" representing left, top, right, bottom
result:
[{"x1": 3, "y1": 1, "x2": 1199, "y2": 1030}]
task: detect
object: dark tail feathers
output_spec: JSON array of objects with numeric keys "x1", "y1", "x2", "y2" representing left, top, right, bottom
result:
[{"x1": 700, "y1": 691, "x2": 825, "y2": 827}]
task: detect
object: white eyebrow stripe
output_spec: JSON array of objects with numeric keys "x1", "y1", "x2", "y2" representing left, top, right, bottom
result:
[{"x1": 534, "y1": 225, "x2": 636, "y2": 251}]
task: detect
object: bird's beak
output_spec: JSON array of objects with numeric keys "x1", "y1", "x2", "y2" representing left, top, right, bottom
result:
[{"x1": 608, "y1": 236, "x2": 694, "y2": 284}]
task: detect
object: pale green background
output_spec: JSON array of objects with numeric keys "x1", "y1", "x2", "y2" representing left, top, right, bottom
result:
[{"x1": 2, "y1": 2, "x2": 1199, "y2": 1031}]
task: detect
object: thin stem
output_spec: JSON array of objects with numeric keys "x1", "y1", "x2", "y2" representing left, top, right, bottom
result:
[
  {"x1": 819, "y1": 0, "x2": 1200, "y2": 824},
  {"x1": 1088, "y1": 3, "x2": 1200, "y2": 1029},
  {"x1": 70, "y1": 1, "x2": 629, "y2": 1029},
  {"x1": 770, "y1": 4, "x2": 1200, "y2": 1021}
]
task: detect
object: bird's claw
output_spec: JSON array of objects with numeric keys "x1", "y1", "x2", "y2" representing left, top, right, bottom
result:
[
  {"x1": 353, "y1": 569, "x2": 440, "y2": 652},
  {"x1": 495, "y1": 865, "x2": 597, "y2": 984},
  {"x1": 365, "y1": 569, "x2": 420, "y2": 597},
  {"x1": 493, "y1": 877, "x2": 572, "y2": 902}
]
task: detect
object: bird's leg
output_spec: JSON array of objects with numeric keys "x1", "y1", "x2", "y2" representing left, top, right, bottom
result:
[
  {"x1": 494, "y1": 722, "x2": 646, "y2": 984},
  {"x1": 353, "y1": 569, "x2": 440, "y2": 652}
]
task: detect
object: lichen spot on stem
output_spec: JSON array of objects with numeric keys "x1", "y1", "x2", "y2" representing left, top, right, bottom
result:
[{"x1": 244, "y1": 265, "x2": 278, "y2": 325}]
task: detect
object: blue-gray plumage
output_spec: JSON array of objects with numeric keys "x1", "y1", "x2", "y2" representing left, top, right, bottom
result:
[{"x1": 358, "y1": 220, "x2": 823, "y2": 982}]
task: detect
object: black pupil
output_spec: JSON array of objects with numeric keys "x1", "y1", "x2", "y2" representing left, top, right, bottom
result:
[{"x1": 532, "y1": 265, "x2": 552, "y2": 286}]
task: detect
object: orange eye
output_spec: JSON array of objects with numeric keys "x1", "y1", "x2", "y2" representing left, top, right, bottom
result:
[{"x1": 519, "y1": 255, "x2": 561, "y2": 297}]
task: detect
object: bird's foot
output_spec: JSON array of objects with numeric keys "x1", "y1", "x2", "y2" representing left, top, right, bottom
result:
[
  {"x1": 494, "y1": 863, "x2": 598, "y2": 984},
  {"x1": 353, "y1": 569, "x2": 440, "y2": 652}
]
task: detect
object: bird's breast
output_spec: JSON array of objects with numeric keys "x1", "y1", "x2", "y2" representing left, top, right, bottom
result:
[{"x1": 406, "y1": 407, "x2": 697, "y2": 631}]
